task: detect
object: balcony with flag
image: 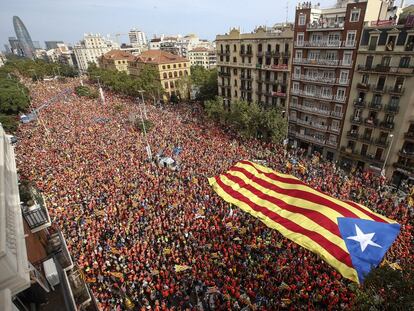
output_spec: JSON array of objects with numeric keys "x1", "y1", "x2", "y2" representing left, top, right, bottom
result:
[{"x1": 20, "y1": 185, "x2": 51, "y2": 233}]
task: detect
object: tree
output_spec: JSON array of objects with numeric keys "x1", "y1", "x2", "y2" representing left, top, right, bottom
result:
[
  {"x1": 204, "y1": 96, "x2": 228, "y2": 125},
  {"x1": 190, "y1": 66, "x2": 218, "y2": 102},
  {"x1": 354, "y1": 264, "x2": 414, "y2": 310}
]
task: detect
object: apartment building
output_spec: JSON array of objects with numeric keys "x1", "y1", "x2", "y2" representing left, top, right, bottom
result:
[
  {"x1": 216, "y1": 24, "x2": 294, "y2": 109},
  {"x1": 288, "y1": 0, "x2": 391, "y2": 160},
  {"x1": 340, "y1": 20, "x2": 414, "y2": 183},
  {"x1": 129, "y1": 50, "x2": 191, "y2": 98},
  {"x1": 73, "y1": 33, "x2": 119, "y2": 72},
  {"x1": 0, "y1": 125, "x2": 99, "y2": 311},
  {"x1": 188, "y1": 47, "x2": 217, "y2": 69},
  {"x1": 98, "y1": 49, "x2": 135, "y2": 73}
]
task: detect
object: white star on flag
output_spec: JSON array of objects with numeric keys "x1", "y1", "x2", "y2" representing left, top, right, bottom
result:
[{"x1": 347, "y1": 224, "x2": 382, "y2": 252}]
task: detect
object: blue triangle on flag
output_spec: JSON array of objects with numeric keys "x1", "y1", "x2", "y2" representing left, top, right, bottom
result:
[{"x1": 337, "y1": 217, "x2": 400, "y2": 283}]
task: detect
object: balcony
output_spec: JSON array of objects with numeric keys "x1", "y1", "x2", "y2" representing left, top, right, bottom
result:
[
  {"x1": 295, "y1": 41, "x2": 342, "y2": 48},
  {"x1": 289, "y1": 103, "x2": 331, "y2": 116},
  {"x1": 306, "y1": 21, "x2": 345, "y2": 31},
  {"x1": 387, "y1": 86, "x2": 405, "y2": 95},
  {"x1": 334, "y1": 95, "x2": 347, "y2": 103},
  {"x1": 239, "y1": 50, "x2": 253, "y2": 57},
  {"x1": 326, "y1": 140, "x2": 338, "y2": 148},
  {"x1": 384, "y1": 104, "x2": 399, "y2": 113},
  {"x1": 328, "y1": 126, "x2": 341, "y2": 134},
  {"x1": 292, "y1": 58, "x2": 353, "y2": 67},
  {"x1": 359, "y1": 135, "x2": 373, "y2": 144},
  {"x1": 380, "y1": 121, "x2": 395, "y2": 130},
  {"x1": 293, "y1": 74, "x2": 336, "y2": 84},
  {"x1": 218, "y1": 71, "x2": 230, "y2": 77},
  {"x1": 47, "y1": 230, "x2": 74, "y2": 271},
  {"x1": 294, "y1": 131, "x2": 326, "y2": 145},
  {"x1": 357, "y1": 83, "x2": 371, "y2": 91},
  {"x1": 240, "y1": 75, "x2": 252, "y2": 80},
  {"x1": 21, "y1": 188, "x2": 51, "y2": 233},
  {"x1": 357, "y1": 64, "x2": 414, "y2": 75},
  {"x1": 372, "y1": 85, "x2": 386, "y2": 93},
  {"x1": 296, "y1": 118, "x2": 328, "y2": 131},
  {"x1": 218, "y1": 50, "x2": 230, "y2": 56},
  {"x1": 364, "y1": 118, "x2": 379, "y2": 127},
  {"x1": 399, "y1": 149, "x2": 414, "y2": 159},
  {"x1": 290, "y1": 89, "x2": 333, "y2": 101},
  {"x1": 347, "y1": 131, "x2": 359, "y2": 139},
  {"x1": 350, "y1": 116, "x2": 362, "y2": 124},
  {"x1": 261, "y1": 64, "x2": 289, "y2": 71},
  {"x1": 404, "y1": 131, "x2": 414, "y2": 141},
  {"x1": 353, "y1": 100, "x2": 366, "y2": 108},
  {"x1": 368, "y1": 101, "x2": 382, "y2": 111},
  {"x1": 374, "y1": 138, "x2": 390, "y2": 148},
  {"x1": 240, "y1": 86, "x2": 253, "y2": 92},
  {"x1": 393, "y1": 162, "x2": 414, "y2": 173},
  {"x1": 331, "y1": 111, "x2": 344, "y2": 118}
]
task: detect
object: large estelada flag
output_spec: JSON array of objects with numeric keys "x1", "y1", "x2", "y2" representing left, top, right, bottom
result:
[{"x1": 208, "y1": 160, "x2": 400, "y2": 283}]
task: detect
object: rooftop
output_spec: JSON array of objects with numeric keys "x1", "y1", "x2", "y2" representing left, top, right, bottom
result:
[
  {"x1": 101, "y1": 49, "x2": 135, "y2": 61},
  {"x1": 134, "y1": 50, "x2": 188, "y2": 64}
]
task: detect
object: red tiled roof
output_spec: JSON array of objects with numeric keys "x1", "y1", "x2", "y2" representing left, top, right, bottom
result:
[
  {"x1": 134, "y1": 50, "x2": 189, "y2": 64},
  {"x1": 101, "y1": 49, "x2": 135, "y2": 61},
  {"x1": 189, "y1": 47, "x2": 209, "y2": 52}
]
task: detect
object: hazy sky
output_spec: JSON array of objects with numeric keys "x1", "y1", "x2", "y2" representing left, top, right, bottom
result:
[{"x1": 0, "y1": 0, "x2": 411, "y2": 49}]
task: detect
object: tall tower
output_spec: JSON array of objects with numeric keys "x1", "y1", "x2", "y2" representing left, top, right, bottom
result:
[{"x1": 13, "y1": 16, "x2": 35, "y2": 59}]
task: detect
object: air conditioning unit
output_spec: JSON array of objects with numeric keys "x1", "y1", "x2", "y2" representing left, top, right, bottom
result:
[{"x1": 43, "y1": 258, "x2": 60, "y2": 287}]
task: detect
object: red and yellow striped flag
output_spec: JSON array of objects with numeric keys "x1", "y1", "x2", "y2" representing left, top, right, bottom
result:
[{"x1": 208, "y1": 160, "x2": 399, "y2": 283}]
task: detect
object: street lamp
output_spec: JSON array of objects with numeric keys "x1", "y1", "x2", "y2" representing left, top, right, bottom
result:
[
  {"x1": 138, "y1": 90, "x2": 147, "y2": 119},
  {"x1": 382, "y1": 133, "x2": 394, "y2": 176}
]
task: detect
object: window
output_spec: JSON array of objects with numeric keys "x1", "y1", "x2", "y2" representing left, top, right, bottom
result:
[
  {"x1": 365, "y1": 55, "x2": 374, "y2": 69},
  {"x1": 297, "y1": 33, "x2": 304, "y2": 46},
  {"x1": 292, "y1": 82, "x2": 300, "y2": 92},
  {"x1": 233, "y1": 68, "x2": 237, "y2": 75},
  {"x1": 350, "y1": 9, "x2": 360, "y2": 22},
  {"x1": 339, "y1": 70, "x2": 349, "y2": 84},
  {"x1": 233, "y1": 57, "x2": 237, "y2": 63},
  {"x1": 368, "y1": 36, "x2": 378, "y2": 51},
  {"x1": 162, "y1": 65, "x2": 166, "y2": 69},
  {"x1": 381, "y1": 56, "x2": 391, "y2": 67},
  {"x1": 346, "y1": 31, "x2": 356, "y2": 47},
  {"x1": 233, "y1": 44, "x2": 237, "y2": 52},
  {"x1": 336, "y1": 88, "x2": 346, "y2": 100},
  {"x1": 343, "y1": 52, "x2": 352, "y2": 66},
  {"x1": 163, "y1": 73, "x2": 167, "y2": 79},
  {"x1": 174, "y1": 71, "x2": 177, "y2": 77},
  {"x1": 173, "y1": 64, "x2": 176, "y2": 68},
  {"x1": 295, "y1": 50, "x2": 303, "y2": 60},
  {"x1": 168, "y1": 72, "x2": 172, "y2": 78},
  {"x1": 386, "y1": 35, "x2": 396, "y2": 51},
  {"x1": 294, "y1": 66, "x2": 301, "y2": 78},
  {"x1": 164, "y1": 82, "x2": 169, "y2": 88},
  {"x1": 399, "y1": 57, "x2": 410, "y2": 68},
  {"x1": 167, "y1": 65, "x2": 171, "y2": 69},
  {"x1": 299, "y1": 14, "x2": 306, "y2": 26},
  {"x1": 258, "y1": 43, "x2": 263, "y2": 52}
]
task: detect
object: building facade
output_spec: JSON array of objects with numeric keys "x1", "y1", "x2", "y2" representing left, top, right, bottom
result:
[
  {"x1": 13, "y1": 16, "x2": 35, "y2": 59},
  {"x1": 128, "y1": 28, "x2": 147, "y2": 47},
  {"x1": 0, "y1": 125, "x2": 99, "y2": 311},
  {"x1": 340, "y1": 21, "x2": 414, "y2": 183},
  {"x1": 188, "y1": 47, "x2": 217, "y2": 69},
  {"x1": 46, "y1": 43, "x2": 77, "y2": 68},
  {"x1": 45, "y1": 41, "x2": 64, "y2": 50},
  {"x1": 288, "y1": 0, "x2": 390, "y2": 161},
  {"x1": 73, "y1": 34, "x2": 119, "y2": 72},
  {"x1": 129, "y1": 50, "x2": 191, "y2": 98},
  {"x1": 98, "y1": 49, "x2": 135, "y2": 73},
  {"x1": 216, "y1": 24, "x2": 294, "y2": 109},
  {"x1": 8, "y1": 37, "x2": 23, "y2": 57}
]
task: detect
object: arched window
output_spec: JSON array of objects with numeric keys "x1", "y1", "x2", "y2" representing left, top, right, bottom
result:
[
  {"x1": 184, "y1": 70, "x2": 188, "y2": 76},
  {"x1": 164, "y1": 82, "x2": 169, "y2": 88},
  {"x1": 168, "y1": 72, "x2": 173, "y2": 78},
  {"x1": 170, "y1": 81, "x2": 174, "y2": 88},
  {"x1": 174, "y1": 71, "x2": 178, "y2": 77},
  {"x1": 179, "y1": 71, "x2": 183, "y2": 77},
  {"x1": 163, "y1": 73, "x2": 167, "y2": 79}
]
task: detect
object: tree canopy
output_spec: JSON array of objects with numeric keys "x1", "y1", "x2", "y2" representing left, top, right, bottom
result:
[
  {"x1": 87, "y1": 64, "x2": 163, "y2": 99},
  {"x1": 205, "y1": 96, "x2": 287, "y2": 143}
]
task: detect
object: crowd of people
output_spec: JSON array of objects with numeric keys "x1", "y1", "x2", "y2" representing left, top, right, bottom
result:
[{"x1": 14, "y1": 78, "x2": 413, "y2": 310}]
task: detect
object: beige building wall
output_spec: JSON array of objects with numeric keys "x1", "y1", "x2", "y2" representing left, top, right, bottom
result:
[
  {"x1": 216, "y1": 25, "x2": 294, "y2": 109},
  {"x1": 129, "y1": 60, "x2": 191, "y2": 98},
  {"x1": 340, "y1": 24, "x2": 414, "y2": 183}
]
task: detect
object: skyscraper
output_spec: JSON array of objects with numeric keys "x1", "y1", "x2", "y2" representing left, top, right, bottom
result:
[{"x1": 13, "y1": 16, "x2": 35, "y2": 59}]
